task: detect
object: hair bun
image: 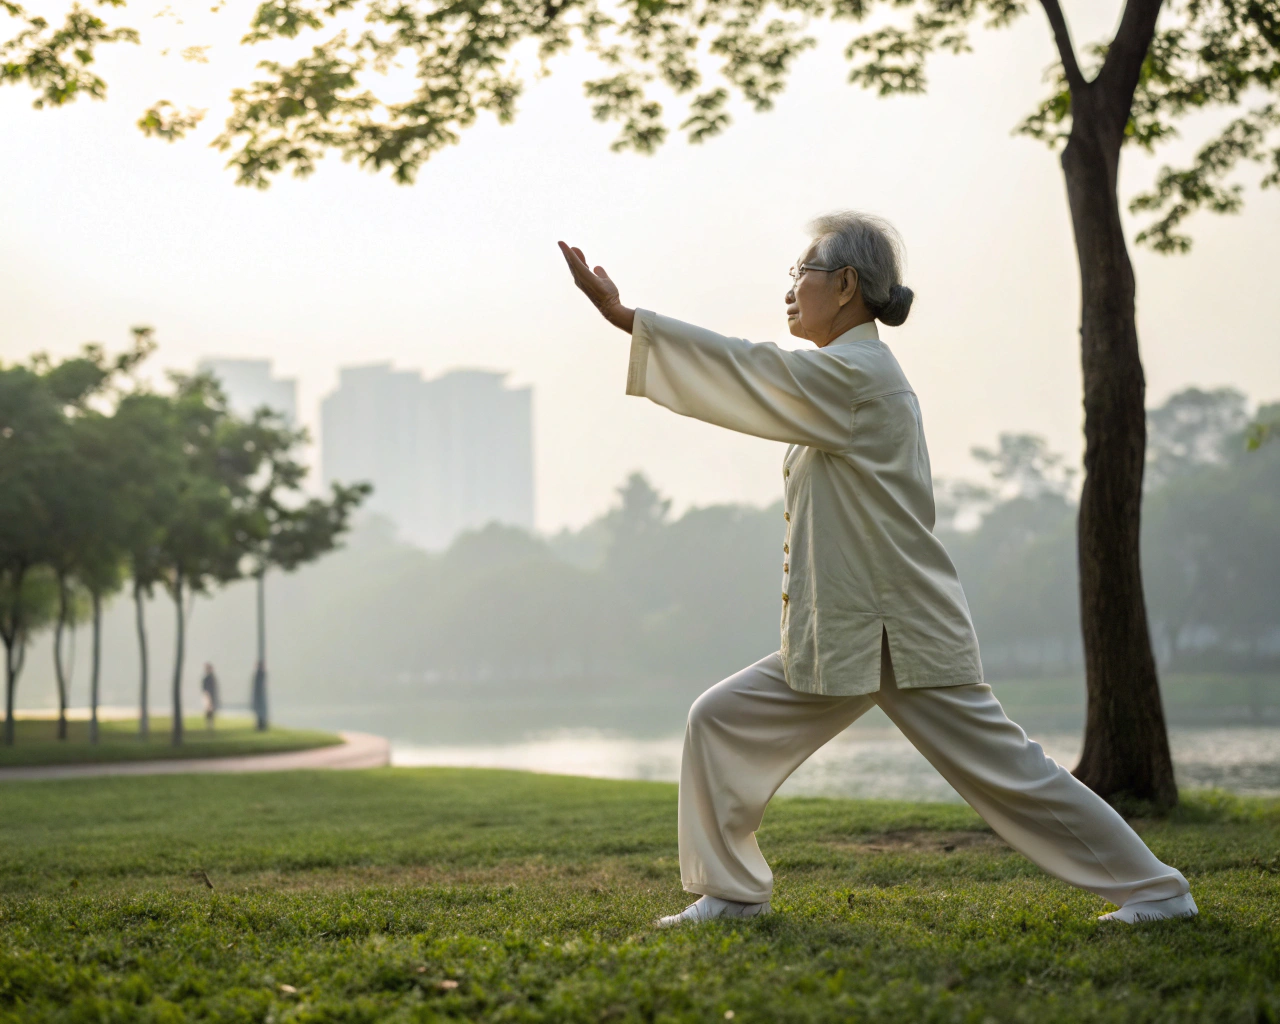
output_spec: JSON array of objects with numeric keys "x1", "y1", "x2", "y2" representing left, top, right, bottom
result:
[{"x1": 878, "y1": 283, "x2": 914, "y2": 327}]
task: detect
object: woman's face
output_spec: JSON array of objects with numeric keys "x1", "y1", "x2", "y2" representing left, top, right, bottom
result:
[{"x1": 785, "y1": 242, "x2": 855, "y2": 344}]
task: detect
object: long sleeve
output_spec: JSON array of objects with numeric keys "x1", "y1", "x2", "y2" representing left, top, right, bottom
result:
[{"x1": 625, "y1": 309, "x2": 858, "y2": 451}]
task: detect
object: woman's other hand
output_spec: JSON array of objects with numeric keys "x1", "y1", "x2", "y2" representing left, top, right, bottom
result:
[{"x1": 558, "y1": 241, "x2": 636, "y2": 334}]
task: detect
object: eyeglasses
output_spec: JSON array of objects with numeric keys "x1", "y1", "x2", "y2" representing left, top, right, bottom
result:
[{"x1": 788, "y1": 263, "x2": 844, "y2": 285}]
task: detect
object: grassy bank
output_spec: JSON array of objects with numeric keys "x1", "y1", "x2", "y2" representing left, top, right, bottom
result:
[
  {"x1": 0, "y1": 717, "x2": 342, "y2": 768},
  {"x1": 1, "y1": 769, "x2": 1278, "y2": 1022}
]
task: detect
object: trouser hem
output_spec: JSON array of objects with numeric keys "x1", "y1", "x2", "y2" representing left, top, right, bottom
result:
[{"x1": 683, "y1": 880, "x2": 771, "y2": 903}]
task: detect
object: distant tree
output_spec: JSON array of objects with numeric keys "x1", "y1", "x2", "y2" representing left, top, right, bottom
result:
[
  {"x1": 156, "y1": 373, "x2": 260, "y2": 746},
  {"x1": 1145, "y1": 386, "x2": 1250, "y2": 491},
  {"x1": 111, "y1": 388, "x2": 172, "y2": 739},
  {"x1": 601, "y1": 472, "x2": 674, "y2": 615},
  {"x1": 972, "y1": 433, "x2": 1078, "y2": 502},
  {"x1": 0, "y1": 569, "x2": 57, "y2": 744},
  {"x1": 48, "y1": 562, "x2": 89, "y2": 741},
  {"x1": 1143, "y1": 403, "x2": 1280, "y2": 665},
  {"x1": 39, "y1": 341, "x2": 148, "y2": 741},
  {"x1": 931, "y1": 478, "x2": 997, "y2": 534},
  {"x1": 73, "y1": 411, "x2": 132, "y2": 743},
  {"x1": 0, "y1": 364, "x2": 60, "y2": 743},
  {"x1": 0, "y1": 343, "x2": 140, "y2": 744},
  {"x1": 236, "y1": 405, "x2": 370, "y2": 730},
  {"x1": 944, "y1": 434, "x2": 1081, "y2": 673},
  {"x1": 1246, "y1": 402, "x2": 1280, "y2": 451},
  {"x1": 39, "y1": 409, "x2": 87, "y2": 742},
  {"x1": 634, "y1": 501, "x2": 782, "y2": 678}
]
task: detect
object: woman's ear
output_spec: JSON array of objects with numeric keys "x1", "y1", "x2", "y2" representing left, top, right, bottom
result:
[{"x1": 837, "y1": 267, "x2": 859, "y2": 307}]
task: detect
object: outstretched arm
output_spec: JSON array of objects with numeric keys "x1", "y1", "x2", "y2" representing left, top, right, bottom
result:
[
  {"x1": 558, "y1": 241, "x2": 635, "y2": 334},
  {"x1": 558, "y1": 240, "x2": 855, "y2": 450},
  {"x1": 627, "y1": 311, "x2": 857, "y2": 451}
]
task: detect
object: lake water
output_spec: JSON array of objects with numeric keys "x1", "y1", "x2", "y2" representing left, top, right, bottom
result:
[
  {"x1": 278, "y1": 675, "x2": 1280, "y2": 801},
  {"x1": 391, "y1": 723, "x2": 1280, "y2": 802}
]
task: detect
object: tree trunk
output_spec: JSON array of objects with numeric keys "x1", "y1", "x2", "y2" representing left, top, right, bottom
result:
[
  {"x1": 54, "y1": 574, "x2": 70, "y2": 741},
  {"x1": 89, "y1": 591, "x2": 102, "y2": 745},
  {"x1": 1061, "y1": 98, "x2": 1178, "y2": 809},
  {"x1": 2, "y1": 565, "x2": 27, "y2": 746},
  {"x1": 135, "y1": 581, "x2": 149, "y2": 740},
  {"x1": 3, "y1": 637, "x2": 18, "y2": 747},
  {"x1": 254, "y1": 569, "x2": 268, "y2": 731},
  {"x1": 171, "y1": 575, "x2": 185, "y2": 747}
]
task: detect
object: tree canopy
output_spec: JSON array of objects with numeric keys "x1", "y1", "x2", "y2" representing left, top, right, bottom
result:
[{"x1": 4, "y1": 0, "x2": 1277, "y2": 249}]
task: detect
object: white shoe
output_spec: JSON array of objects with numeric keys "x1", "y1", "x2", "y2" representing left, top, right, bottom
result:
[
  {"x1": 1099, "y1": 892, "x2": 1198, "y2": 924},
  {"x1": 656, "y1": 895, "x2": 772, "y2": 928}
]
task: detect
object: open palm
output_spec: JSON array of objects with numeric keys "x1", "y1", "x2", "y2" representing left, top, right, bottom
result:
[{"x1": 558, "y1": 241, "x2": 633, "y2": 332}]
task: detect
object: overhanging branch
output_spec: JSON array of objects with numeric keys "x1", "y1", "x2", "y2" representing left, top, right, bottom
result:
[
  {"x1": 1036, "y1": 0, "x2": 1086, "y2": 93},
  {"x1": 1098, "y1": 0, "x2": 1165, "y2": 117}
]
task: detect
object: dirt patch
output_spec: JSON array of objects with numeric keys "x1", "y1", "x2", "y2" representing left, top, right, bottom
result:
[
  {"x1": 151, "y1": 860, "x2": 651, "y2": 896},
  {"x1": 826, "y1": 829, "x2": 1007, "y2": 854}
]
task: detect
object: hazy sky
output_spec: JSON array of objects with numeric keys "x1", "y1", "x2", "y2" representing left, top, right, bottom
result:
[{"x1": 3, "y1": 0, "x2": 1277, "y2": 532}]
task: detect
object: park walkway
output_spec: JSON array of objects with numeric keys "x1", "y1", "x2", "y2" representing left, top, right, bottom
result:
[{"x1": 0, "y1": 731, "x2": 390, "y2": 782}]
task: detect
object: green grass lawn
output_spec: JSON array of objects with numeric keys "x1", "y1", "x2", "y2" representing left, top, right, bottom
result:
[
  {"x1": 0, "y1": 716, "x2": 342, "y2": 768},
  {"x1": 1, "y1": 769, "x2": 1277, "y2": 1023}
]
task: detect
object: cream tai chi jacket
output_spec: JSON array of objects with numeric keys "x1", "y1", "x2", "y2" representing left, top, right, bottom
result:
[{"x1": 626, "y1": 309, "x2": 983, "y2": 696}]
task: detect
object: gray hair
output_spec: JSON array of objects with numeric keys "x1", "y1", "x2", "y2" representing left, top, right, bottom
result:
[{"x1": 807, "y1": 211, "x2": 914, "y2": 327}]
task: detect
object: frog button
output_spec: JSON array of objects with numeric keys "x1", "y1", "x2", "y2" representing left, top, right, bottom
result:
[
  {"x1": 783, "y1": 511, "x2": 790, "y2": 522},
  {"x1": 781, "y1": 593, "x2": 789, "y2": 603},
  {"x1": 783, "y1": 544, "x2": 789, "y2": 554}
]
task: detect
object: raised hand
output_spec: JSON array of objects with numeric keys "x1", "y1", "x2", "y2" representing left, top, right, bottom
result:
[{"x1": 558, "y1": 241, "x2": 635, "y2": 334}]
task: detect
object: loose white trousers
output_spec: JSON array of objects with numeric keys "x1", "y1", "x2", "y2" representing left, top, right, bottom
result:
[{"x1": 678, "y1": 643, "x2": 1190, "y2": 908}]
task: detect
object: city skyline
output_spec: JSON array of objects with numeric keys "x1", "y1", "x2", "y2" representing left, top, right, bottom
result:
[
  {"x1": 320, "y1": 363, "x2": 534, "y2": 550},
  {"x1": 196, "y1": 357, "x2": 298, "y2": 426},
  {"x1": 199, "y1": 354, "x2": 536, "y2": 549}
]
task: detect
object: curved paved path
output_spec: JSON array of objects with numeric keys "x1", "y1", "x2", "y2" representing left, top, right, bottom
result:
[{"x1": 0, "y1": 731, "x2": 390, "y2": 782}]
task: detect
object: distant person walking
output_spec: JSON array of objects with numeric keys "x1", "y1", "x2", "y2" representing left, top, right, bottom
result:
[
  {"x1": 558, "y1": 213, "x2": 1196, "y2": 927},
  {"x1": 201, "y1": 663, "x2": 220, "y2": 731}
]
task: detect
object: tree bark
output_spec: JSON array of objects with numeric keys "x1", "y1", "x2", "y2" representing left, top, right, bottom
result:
[
  {"x1": 171, "y1": 574, "x2": 185, "y2": 747},
  {"x1": 54, "y1": 574, "x2": 70, "y2": 741},
  {"x1": 135, "y1": 581, "x2": 149, "y2": 740},
  {"x1": 254, "y1": 569, "x2": 268, "y2": 731},
  {"x1": 1061, "y1": 86, "x2": 1178, "y2": 809},
  {"x1": 89, "y1": 591, "x2": 102, "y2": 745}
]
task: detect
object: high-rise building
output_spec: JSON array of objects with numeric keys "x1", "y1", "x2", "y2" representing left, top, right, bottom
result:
[
  {"x1": 321, "y1": 364, "x2": 534, "y2": 549},
  {"x1": 197, "y1": 357, "x2": 298, "y2": 425}
]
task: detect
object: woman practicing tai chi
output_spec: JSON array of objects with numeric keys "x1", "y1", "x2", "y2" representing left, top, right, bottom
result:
[{"x1": 557, "y1": 212, "x2": 1197, "y2": 927}]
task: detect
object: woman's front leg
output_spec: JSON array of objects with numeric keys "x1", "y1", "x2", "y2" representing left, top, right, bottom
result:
[{"x1": 678, "y1": 653, "x2": 873, "y2": 903}]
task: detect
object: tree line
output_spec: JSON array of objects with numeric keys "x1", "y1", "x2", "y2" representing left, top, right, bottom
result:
[
  {"x1": 135, "y1": 383, "x2": 1271, "y2": 719},
  {"x1": 0, "y1": 332, "x2": 369, "y2": 747}
]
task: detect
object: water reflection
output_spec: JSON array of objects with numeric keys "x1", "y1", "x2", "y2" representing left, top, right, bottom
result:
[{"x1": 392, "y1": 725, "x2": 1280, "y2": 801}]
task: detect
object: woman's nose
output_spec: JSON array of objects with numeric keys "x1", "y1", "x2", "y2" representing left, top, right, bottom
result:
[{"x1": 785, "y1": 286, "x2": 796, "y2": 303}]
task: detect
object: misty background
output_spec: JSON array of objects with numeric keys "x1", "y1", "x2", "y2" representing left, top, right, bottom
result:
[
  {"x1": 3, "y1": 0, "x2": 1278, "y2": 795},
  {"x1": 16, "y1": 383, "x2": 1279, "y2": 750}
]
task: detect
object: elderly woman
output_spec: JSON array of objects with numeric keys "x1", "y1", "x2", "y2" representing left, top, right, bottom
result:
[{"x1": 557, "y1": 212, "x2": 1196, "y2": 927}]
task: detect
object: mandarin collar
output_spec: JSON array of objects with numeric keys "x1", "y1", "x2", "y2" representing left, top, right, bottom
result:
[{"x1": 823, "y1": 321, "x2": 880, "y2": 349}]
